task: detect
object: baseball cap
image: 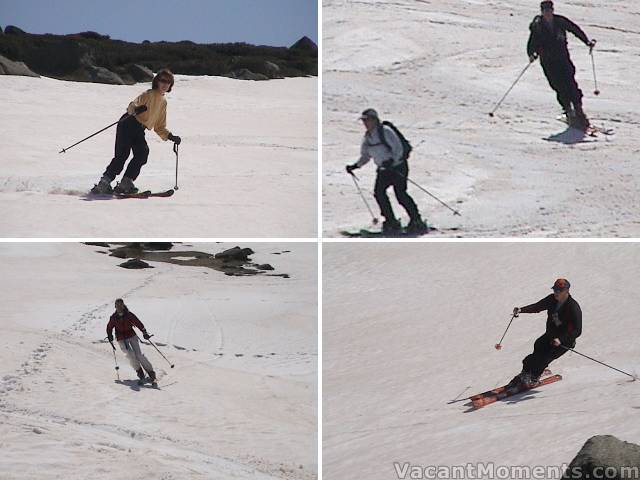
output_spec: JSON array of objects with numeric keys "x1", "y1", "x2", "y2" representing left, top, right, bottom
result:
[
  {"x1": 540, "y1": 1, "x2": 554, "y2": 10},
  {"x1": 552, "y1": 278, "x2": 570, "y2": 291},
  {"x1": 359, "y1": 108, "x2": 379, "y2": 121}
]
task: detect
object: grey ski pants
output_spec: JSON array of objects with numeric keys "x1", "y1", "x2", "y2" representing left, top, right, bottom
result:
[{"x1": 118, "y1": 336, "x2": 154, "y2": 373}]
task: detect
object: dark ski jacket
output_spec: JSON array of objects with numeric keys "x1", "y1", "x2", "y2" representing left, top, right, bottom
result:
[
  {"x1": 527, "y1": 14, "x2": 590, "y2": 63},
  {"x1": 520, "y1": 294, "x2": 582, "y2": 347},
  {"x1": 107, "y1": 308, "x2": 147, "y2": 341}
]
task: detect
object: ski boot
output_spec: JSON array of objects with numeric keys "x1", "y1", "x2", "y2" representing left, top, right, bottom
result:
[
  {"x1": 90, "y1": 175, "x2": 113, "y2": 194},
  {"x1": 571, "y1": 103, "x2": 590, "y2": 132},
  {"x1": 136, "y1": 367, "x2": 146, "y2": 386},
  {"x1": 382, "y1": 218, "x2": 402, "y2": 233},
  {"x1": 113, "y1": 176, "x2": 138, "y2": 194},
  {"x1": 407, "y1": 216, "x2": 428, "y2": 233},
  {"x1": 147, "y1": 370, "x2": 157, "y2": 387}
]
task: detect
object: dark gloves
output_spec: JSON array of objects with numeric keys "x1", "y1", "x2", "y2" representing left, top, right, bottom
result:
[
  {"x1": 587, "y1": 39, "x2": 597, "y2": 49},
  {"x1": 168, "y1": 133, "x2": 181, "y2": 145},
  {"x1": 345, "y1": 163, "x2": 359, "y2": 174},
  {"x1": 107, "y1": 334, "x2": 114, "y2": 343},
  {"x1": 134, "y1": 105, "x2": 148, "y2": 115},
  {"x1": 143, "y1": 331, "x2": 151, "y2": 340}
]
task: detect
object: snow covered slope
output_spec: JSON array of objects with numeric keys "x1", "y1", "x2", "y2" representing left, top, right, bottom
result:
[
  {"x1": 0, "y1": 75, "x2": 317, "y2": 237},
  {"x1": 323, "y1": 0, "x2": 640, "y2": 237},
  {"x1": 324, "y1": 243, "x2": 640, "y2": 479},
  {"x1": 0, "y1": 243, "x2": 317, "y2": 479}
]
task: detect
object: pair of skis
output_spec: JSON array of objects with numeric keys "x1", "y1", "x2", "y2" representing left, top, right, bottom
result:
[
  {"x1": 469, "y1": 372, "x2": 562, "y2": 409},
  {"x1": 556, "y1": 116, "x2": 614, "y2": 137},
  {"x1": 89, "y1": 189, "x2": 174, "y2": 199}
]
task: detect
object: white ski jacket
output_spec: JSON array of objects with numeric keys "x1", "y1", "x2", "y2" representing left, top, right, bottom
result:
[{"x1": 356, "y1": 125, "x2": 404, "y2": 168}]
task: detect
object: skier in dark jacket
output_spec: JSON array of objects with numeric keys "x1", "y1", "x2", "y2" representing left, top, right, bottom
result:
[
  {"x1": 527, "y1": 1, "x2": 596, "y2": 130},
  {"x1": 106, "y1": 298, "x2": 156, "y2": 385},
  {"x1": 509, "y1": 278, "x2": 582, "y2": 387}
]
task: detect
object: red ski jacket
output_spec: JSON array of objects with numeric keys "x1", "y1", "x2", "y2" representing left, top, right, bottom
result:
[{"x1": 107, "y1": 309, "x2": 147, "y2": 341}]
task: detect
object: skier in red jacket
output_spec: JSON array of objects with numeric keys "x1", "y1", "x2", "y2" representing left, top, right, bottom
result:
[{"x1": 107, "y1": 298, "x2": 156, "y2": 385}]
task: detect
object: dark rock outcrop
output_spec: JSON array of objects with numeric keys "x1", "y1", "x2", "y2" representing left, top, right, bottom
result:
[
  {"x1": 4, "y1": 25, "x2": 26, "y2": 35},
  {"x1": 214, "y1": 247, "x2": 255, "y2": 261},
  {"x1": 231, "y1": 68, "x2": 269, "y2": 81},
  {"x1": 563, "y1": 435, "x2": 640, "y2": 480},
  {"x1": 290, "y1": 36, "x2": 317, "y2": 52},
  {"x1": 127, "y1": 63, "x2": 154, "y2": 82},
  {"x1": 85, "y1": 64, "x2": 125, "y2": 85},
  {"x1": 119, "y1": 259, "x2": 153, "y2": 269},
  {"x1": 0, "y1": 27, "x2": 317, "y2": 85},
  {"x1": 257, "y1": 264, "x2": 275, "y2": 271},
  {"x1": 0, "y1": 54, "x2": 39, "y2": 77}
]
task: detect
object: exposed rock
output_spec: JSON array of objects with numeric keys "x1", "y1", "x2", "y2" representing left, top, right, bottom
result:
[
  {"x1": 0, "y1": 54, "x2": 39, "y2": 77},
  {"x1": 4, "y1": 25, "x2": 26, "y2": 35},
  {"x1": 290, "y1": 36, "x2": 317, "y2": 52},
  {"x1": 128, "y1": 63, "x2": 154, "y2": 82},
  {"x1": 118, "y1": 259, "x2": 153, "y2": 269},
  {"x1": 264, "y1": 61, "x2": 281, "y2": 76},
  {"x1": 84, "y1": 242, "x2": 111, "y2": 248},
  {"x1": 256, "y1": 264, "x2": 274, "y2": 271},
  {"x1": 564, "y1": 435, "x2": 640, "y2": 480},
  {"x1": 142, "y1": 242, "x2": 173, "y2": 251},
  {"x1": 231, "y1": 68, "x2": 269, "y2": 81},
  {"x1": 214, "y1": 246, "x2": 255, "y2": 261},
  {"x1": 85, "y1": 64, "x2": 125, "y2": 85}
]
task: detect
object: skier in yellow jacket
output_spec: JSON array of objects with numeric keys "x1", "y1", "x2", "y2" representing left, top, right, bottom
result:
[{"x1": 91, "y1": 69, "x2": 181, "y2": 194}]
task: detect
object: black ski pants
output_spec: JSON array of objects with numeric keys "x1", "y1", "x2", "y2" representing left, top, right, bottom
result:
[
  {"x1": 522, "y1": 333, "x2": 569, "y2": 378},
  {"x1": 373, "y1": 162, "x2": 420, "y2": 221},
  {"x1": 541, "y1": 58, "x2": 583, "y2": 112},
  {"x1": 103, "y1": 114, "x2": 149, "y2": 181}
]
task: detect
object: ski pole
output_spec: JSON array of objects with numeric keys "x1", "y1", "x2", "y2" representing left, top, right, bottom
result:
[
  {"x1": 173, "y1": 142, "x2": 180, "y2": 190},
  {"x1": 589, "y1": 42, "x2": 600, "y2": 95},
  {"x1": 349, "y1": 172, "x2": 379, "y2": 225},
  {"x1": 146, "y1": 335, "x2": 175, "y2": 368},
  {"x1": 488, "y1": 61, "x2": 534, "y2": 117},
  {"x1": 495, "y1": 313, "x2": 517, "y2": 350},
  {"x1": 403, "y1": 175, "x2": 461, "y2": 216},
  {"x1": 560, "y1": 345, "x2": 636, "y2": 380},
  {"x1": 59, "y1": 113, "x2": 134, "y2": 154},
  {"x1": 108, "y1": 339, "x2": 120, "y2": 381}
]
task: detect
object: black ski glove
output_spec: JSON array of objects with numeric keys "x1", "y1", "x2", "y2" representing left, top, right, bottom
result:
[
  {"x1": 168, "y1": 133, "x2": 181, "y2": 145},
  {"x1": 345, "y1": 163, "x2": 359, "y2": 174},
  {"x1": 134, "y1": 105, "x2": 148, "y2": 115},
  {"x1": 143, "y1": 331, "x2": 151, "y2": 340}
]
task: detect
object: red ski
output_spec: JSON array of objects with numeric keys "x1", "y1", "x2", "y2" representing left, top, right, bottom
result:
[
  {"x1": 469, "y1": 369, "x2": 552, "y2": 401},
  {"x1": 471, "y1": 374, "x2": 562, "y2": 409}
]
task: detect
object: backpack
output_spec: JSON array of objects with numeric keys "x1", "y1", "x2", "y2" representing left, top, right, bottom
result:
[{"x1": 377, "y1": 120, "x2": 412, "y2": 162}]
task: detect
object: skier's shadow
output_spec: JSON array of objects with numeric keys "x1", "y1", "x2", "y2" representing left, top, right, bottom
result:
[
  {"x1": 543, "y1": 127, "x2": 592, "y2": 145},
  {"x1": 115, "y1": 379, "x2": 144, "y2": 391},
  {"x1": 463, "y1": 388, "x2": 543, "y2": 413}
]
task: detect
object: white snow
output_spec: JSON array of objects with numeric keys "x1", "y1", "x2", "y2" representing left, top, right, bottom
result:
[
  {"x1": 0, "y1": 75, "x2": 317, "y2": 237},
  {"x1": 323, "y1": 242, "x2": 640, "y2": 479},
  {"x1": 0, "y1": 243, "x2": 317, "y2": 479},
  {"x1": 322, "y1": 0, "x2": 640, "y2": 237}
]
